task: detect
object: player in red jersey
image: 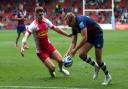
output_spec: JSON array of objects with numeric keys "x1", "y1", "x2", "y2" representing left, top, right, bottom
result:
[{"x1": 20, "y1": 7, "x2": 71, "y2": 78}]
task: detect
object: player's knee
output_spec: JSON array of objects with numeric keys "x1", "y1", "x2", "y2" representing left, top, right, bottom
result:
[{"x1": 79, "y1": 53, "x2": 87, "y2": 61}]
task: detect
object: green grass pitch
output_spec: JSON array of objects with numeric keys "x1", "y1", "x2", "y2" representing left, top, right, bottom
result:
[{"x1": 0, "y1": 29, "x2": 128, "y2": 89}]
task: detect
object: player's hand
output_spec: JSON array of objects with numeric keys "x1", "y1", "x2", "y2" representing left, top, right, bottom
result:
[
  {"x1": 64, "y1": 51, "x2": 71, "y2": 57},
  {"x1": 20, "y1": 47, "x2": 25, "y2": 57},
  {"x1": 64, "y1": 53, "x2": 68, "y2": 57},
  {"x1": 22, "y1": 17, "x2": 27, "y2": 21},
  {"x1": 67, "y1": 34, "x2": 72, "y2": 37},
  {"x1": 23, "y1": 18, "x2": 27, "y2": 21}
]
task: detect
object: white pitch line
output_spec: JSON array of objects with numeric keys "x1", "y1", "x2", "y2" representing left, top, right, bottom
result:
[{"x1": 0, "y1": 86, "x2": 91, "y2": 89}]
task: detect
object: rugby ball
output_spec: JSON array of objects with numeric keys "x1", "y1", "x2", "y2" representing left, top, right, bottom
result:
[{"x1": 63, "y1": 56, "x2": 73, "y2": 67}]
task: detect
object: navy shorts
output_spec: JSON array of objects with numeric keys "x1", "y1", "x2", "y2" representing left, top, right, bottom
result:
[
  {"x1": 17, "y1": 24, "x2": 26, "y2": 33},
  {"x1": 87, "y1": 33, "x2": 104, "y2": 48}
]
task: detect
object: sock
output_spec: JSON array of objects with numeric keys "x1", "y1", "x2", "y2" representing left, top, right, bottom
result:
[
  {"x1": 58, "y1": 61, "x2": 63, "y2": 71},
  {"x1": 50, "y1": 71, "x2": 56, "y2": 78},
  {"x1": 82, "y1": 56, "x2": 96, "y2": 66},
  {"x1": 99, "y1": 62, "x2": 108, "y2": 75},
  {"x1": 49, "y1": 70, "x2": 56, "y2": 78},
  {"x1": 49, "y1": 67, "x2": 56, "y2": 78}
]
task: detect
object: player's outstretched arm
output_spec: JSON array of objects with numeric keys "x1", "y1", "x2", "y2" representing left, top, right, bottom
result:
[
  {"x1": 70, "y1": 28, "x2": 87, "y2": 56},
  {"x1": 65, "y1": 35, "x2": 77, "y2": 57},
  {"x1": 75, "y1": 28, "x2": 87, "y2": 50},
  {"x1": 53, "y1": 26, "x2": 72, "y2": 37},
  {"x1": 20, "y1": 32, "x2": 30, "y2": 57}
]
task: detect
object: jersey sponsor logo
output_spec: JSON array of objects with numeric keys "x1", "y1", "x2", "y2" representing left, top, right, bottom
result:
[
  {"x1": 87, "y1": 16, "x2": 90, "y2": 18},
  {"x1": 79, "y1": 22, "x2": 85, "y2": 29},
  {"x1": 36, "y1": 30, "x2": 48, "y2": 37}
]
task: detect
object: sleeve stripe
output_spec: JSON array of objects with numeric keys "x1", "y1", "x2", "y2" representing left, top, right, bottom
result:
[
  {"x1": 26, "y1": 29, "x2": 32, "y2": 35},
  {"x1": 51, "y1": 25, "x2": 55, "y2": 29}
]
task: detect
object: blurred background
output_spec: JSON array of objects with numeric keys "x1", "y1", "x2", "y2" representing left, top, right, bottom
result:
[
  {"x1": 0, "y1": 1, "x2": 128, "y2": 89},
  {"x1": 0, "y1": 0, "x2": 128, "y2": 30}
]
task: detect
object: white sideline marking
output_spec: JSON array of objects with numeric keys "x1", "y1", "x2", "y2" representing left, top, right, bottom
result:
[{"x1": 0, "y1": 86, "x2": 91, "y2": 89}]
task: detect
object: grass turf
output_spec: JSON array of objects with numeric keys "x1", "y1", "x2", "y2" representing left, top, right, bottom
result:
[{"x1": 0, "y1": 29, "x2": 128, "y2": 89}]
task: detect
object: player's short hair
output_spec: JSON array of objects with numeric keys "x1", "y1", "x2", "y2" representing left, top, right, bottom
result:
[
  {"x1": 65, "y1": 12, "x2": 76, "y2": 23},
  {"x1": 35, "y1": 6, "x2": 44, "y2": 13},
  {"x1": 65, "y1": 12, "x2": 76, "y2": 26}
]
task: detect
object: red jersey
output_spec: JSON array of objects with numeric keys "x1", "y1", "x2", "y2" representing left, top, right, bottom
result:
[{"x1": 27, "y1": 17, "x2": 55, "y2": 52}]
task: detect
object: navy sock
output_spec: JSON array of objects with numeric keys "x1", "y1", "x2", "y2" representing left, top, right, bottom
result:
[
  {"x1": 82, "y1": 56, "x2": 95, "y2": 66},
  {"x1": 99, "y1": 62, "x2": 109, "y2": 75}
]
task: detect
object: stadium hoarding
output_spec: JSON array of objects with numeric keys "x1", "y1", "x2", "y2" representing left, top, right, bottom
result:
[
  {"x1": 1, "y1": 23, "x2": 128, "y2": 30},
  {"x1": 0, "y1": 22, "x2": 4, "y2": 29},
  {"x1": 115, "y1": 24, "x2": 128, "y2": 30},
  {"x1": 99, "y1": 23, "x2": 128, "y2": 30},
  {"x1": 57, "y1": 24, "x2": 113, "y2": 30},
  {"x1": 99, "y1": 24, "x2": 112, "y2": 30},
  {"x1": 58, "y1": 24, "x2": 128, "y2": 30},
  {"x1": 0, "y1": 22, "x2": 16, "y2": 30},
  {"x1": 98, "y1": 24, "x2": 128, "y2": 30}
]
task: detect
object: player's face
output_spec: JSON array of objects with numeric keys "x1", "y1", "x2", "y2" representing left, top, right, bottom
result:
[
  {"x1": 19, "y1": 4, "x2": 23, "y2": 11},
  {"x1": 36, "y1": 11, "x2": 43, "y2": 22}
]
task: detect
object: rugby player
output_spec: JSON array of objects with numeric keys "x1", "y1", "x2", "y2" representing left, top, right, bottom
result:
[
  {"x1": 15, "y1": 3, "x2": 28, "y2": 48},
  {"x1": 64, "y1": 12, "x2": 112, "y2": 85},
  {"x1": 20, "y1": 7, "x2": 71, "y2": 78}
]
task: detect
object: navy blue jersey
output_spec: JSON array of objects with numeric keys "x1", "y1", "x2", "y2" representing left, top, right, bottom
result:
[
  {"x1": 16, "y1": 10, "x2": 26, "y2": 33},
  {"x1": 16, "y1": 10, "x2": 26, "y2": 25},
  {"x1": 72, "y1": 16, "x2": 103, "y2": 37},
  {"x1": 71, "y1": 16, "x2": 104, "y2": 48}
]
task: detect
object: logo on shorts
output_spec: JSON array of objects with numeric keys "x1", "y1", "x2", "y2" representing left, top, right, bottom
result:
[{"x1": 97, "y1": 44, "x2": 101, "y2": 47}]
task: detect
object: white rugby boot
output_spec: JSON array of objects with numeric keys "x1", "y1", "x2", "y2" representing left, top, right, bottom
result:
[
  {"x1": 102, "y1": 73, "x2": 112, "y2": 85},
  {"x1": 59, "y1": 68, "x2": 70, "y2": 76},
  {"x1": 50, "y1": 71, "x2": 56, "y2": 78}
]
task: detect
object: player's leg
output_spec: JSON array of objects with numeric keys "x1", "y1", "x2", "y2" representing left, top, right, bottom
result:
[
  {"x1": 37, "y1": 52, "x2": 56, "y2": 78},
  {"x1": 79, "y1": 42, "x2": 98, "y2": 66},
  {"x1": 43, "y1": 57, "x2": 56, "y2": 78},
  {"x1": 16, "y1": 25, "x2": 25, "y2": 48},
  {"x1": 79, "y1": 42, "x2": 100, "y2": 79},
  {"x1": 94, "y1": 33, "x2": 111, "y2": 85},
  {"x1": 95, "y1": 48, "x2": 112, "y2": 85},
  {"x1": 50, "y1": 50, "x2": 70, "y2": 76},
  {"x1": 22, "y1": 31, "x2": 29, "y2": 49},
  {"x1": 16, "y1": 31, "x2": 21, "y2": 48}
]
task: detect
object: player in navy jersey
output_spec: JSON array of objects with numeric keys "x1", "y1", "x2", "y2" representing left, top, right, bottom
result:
[
  {"x1": 64, "y1": 12, "x2": 112, "y2": 85},
  {"x1": 15, "y1": 3, "x2": 28, "y2": 48}
]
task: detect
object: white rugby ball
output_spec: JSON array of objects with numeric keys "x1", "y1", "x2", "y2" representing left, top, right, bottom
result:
[{"x1": 63, "y1": 56, "x2": 73, "y2": 67}]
